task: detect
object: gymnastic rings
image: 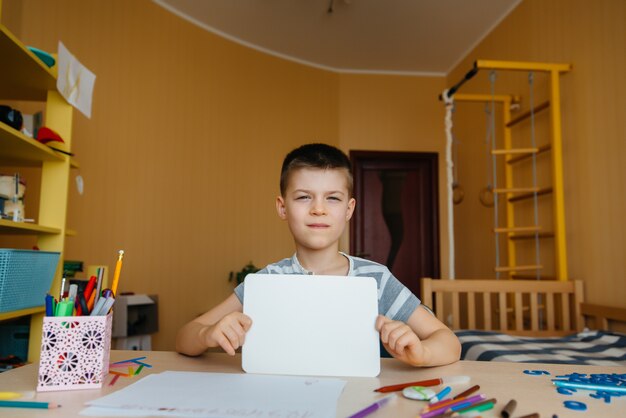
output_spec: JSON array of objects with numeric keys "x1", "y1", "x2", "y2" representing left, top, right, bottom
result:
[
  {"x1": 452, "y1": 182, "x2": 465, "y2": 205},
  {"x1": 479, "y1": 185, "x2": 494, "y2": 207}
]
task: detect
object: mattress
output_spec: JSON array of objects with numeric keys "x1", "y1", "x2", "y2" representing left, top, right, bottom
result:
[{"x1": 456, "y1": 329, "x2": 626, "y2": 366}]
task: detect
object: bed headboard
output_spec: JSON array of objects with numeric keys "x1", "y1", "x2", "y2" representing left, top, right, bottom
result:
[{"x1": 421, "y1": 278, "x2": 584, "y2": 337}]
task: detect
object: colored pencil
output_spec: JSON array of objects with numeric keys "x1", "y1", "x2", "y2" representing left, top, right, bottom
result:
[
  {"x1": 552, "y1": 380, "x2": 626, "y2": 394},
  {"x1": 111, "y1": 250, "x2": 124, "y2": 296},
  {"x1": 0, "y1": 400, "x2": 60, "y2": 409}
]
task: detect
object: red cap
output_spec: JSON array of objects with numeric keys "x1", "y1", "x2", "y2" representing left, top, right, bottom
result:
[{"x1": 36, "y1": 126, "x2": 65, "y2": 144}]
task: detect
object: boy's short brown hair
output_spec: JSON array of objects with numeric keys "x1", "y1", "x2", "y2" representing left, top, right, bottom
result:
[{"x1": 280, "y1": 143, "x2": 353, "y2": 196}]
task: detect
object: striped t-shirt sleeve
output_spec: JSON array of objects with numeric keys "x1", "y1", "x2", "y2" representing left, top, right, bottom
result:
[{"x1": 351, "y1": 258, "x2": 420, "y2": 323}]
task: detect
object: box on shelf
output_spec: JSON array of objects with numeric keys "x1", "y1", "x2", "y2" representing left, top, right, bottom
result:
[
  {"x1": 0, "y1": 249, "x2": 60, "y2": 313},
  {"x1": 0, "y1": 319, "x2": 29, "y2": 363},
  {"x1": 37, "y1": 313, "x2": 112, "y2": 391},
  {"x1": 112, "y1": 294, "x2": 158, "y2": 338},
  {"x1": 63, "y1": 260, "x2": 84, "y2": 278},
  {"x1": 0, "y1": 174, "x2": 26, "y2": 219},
  {"x1": 0, "y1": 174, "x2": 25, "y2": 200}
]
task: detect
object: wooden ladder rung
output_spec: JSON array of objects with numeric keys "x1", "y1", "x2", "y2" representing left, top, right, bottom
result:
[
  {"x1": 509, "y1": 232, "x2": 555, "y2": 241},
  {"x1": 511, "y1": 274, "x2": 556, "y2": 280},
  {"x1": 494, "y1": 226, "x2": 541, "y2": 233},
  {"x1": 509, "y1": 187, "x2": 553, "y2": 202},
  {"x1": 492, "y1": 148, "x2": 539, "y2": 155},
  {"x1": 508, "y1": 144, "x2": 552, "y2": 164},
  {"x1": 506, "y1": 100, "x2": 550, "y2": 128},
  {"x1": 494, "y1": 187, "x2": 540, "y2": 194},
  {"x1": 495, "y1": 264, "x2": 543, "y2": 272}
]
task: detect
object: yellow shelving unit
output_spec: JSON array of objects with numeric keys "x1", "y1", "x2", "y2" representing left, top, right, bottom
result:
[{"x1": 0, "y1": 22, "x2": 76, "y2": 361}]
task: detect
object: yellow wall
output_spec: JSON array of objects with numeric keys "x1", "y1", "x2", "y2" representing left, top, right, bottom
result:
[
  {"x1": 337, "y1": 74, "x2": 448, "y2": 274},
  {"x1": 2, "y1": 0, "x2": 446, "y2": 349},
  {"x1": 448, "y1": 0, "x2": 626, "y2": 308}
]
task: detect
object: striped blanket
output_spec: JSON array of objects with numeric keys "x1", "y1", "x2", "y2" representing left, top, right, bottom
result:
[{"x1": 456, "y1": 330, "x2": 626, "y2": 366}]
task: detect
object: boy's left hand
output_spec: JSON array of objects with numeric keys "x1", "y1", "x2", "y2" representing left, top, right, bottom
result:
[{"x1": 376, "y1": 315, "x2": 427, "y2": 366}]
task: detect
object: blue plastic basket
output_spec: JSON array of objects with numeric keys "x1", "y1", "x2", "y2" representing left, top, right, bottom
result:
[{"x1": 0, "y1": 249, "x2": 60, "y2": 313}]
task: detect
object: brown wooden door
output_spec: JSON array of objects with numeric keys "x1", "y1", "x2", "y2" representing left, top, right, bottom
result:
[{"x1": 350, "y1": 151, "x2": 440, "y2": 298}]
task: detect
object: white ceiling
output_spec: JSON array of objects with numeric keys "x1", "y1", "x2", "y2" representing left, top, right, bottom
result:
[{"x1": 154, "y1": 0, "x2": 521, "y2": 76}]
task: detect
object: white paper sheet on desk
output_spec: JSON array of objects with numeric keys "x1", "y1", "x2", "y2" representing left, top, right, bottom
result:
[{"x1": 81, "y1": 371, "x2": 346, "y2": 418}]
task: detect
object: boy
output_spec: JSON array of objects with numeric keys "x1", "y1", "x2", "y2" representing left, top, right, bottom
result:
[{"x1": 176, "y1": 143, "x2": 461, "y2": 367}]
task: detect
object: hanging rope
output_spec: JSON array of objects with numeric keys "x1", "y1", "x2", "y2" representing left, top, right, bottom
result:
[
  {"x1": 442, "y1": 89, "x2": 456, "y2": 280},
  {"x1": 451, "y1": 104, "x2": 465, "y2": 205},
  {"x1": 489, "y1": 71, "x2": 501, "y2": 279},
  {"x1": 479, "y1": 104, "x2": 495, "y2": 207}
]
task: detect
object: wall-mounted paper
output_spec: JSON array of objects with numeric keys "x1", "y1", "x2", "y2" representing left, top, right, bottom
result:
[{"x1": 57, "y1": 41, "x2": 96, "y2": 119}]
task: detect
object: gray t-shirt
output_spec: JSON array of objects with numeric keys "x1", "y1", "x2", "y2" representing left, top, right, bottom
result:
[{"x1": 234, "y1": 253, "x2": 421, "y2": 323}]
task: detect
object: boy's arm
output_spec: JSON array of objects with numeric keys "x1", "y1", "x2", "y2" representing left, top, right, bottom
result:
[
  {"x1": 377, "y1": 306, "x2": 461, "y2": 367},
  {"x1": 175, "y1": 293, "x2": 251, "y2": 357}
]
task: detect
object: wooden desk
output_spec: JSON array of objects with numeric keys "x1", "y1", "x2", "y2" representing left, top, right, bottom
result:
[{"x1": 0, "y1": 350, "x2": 623, "y2": 417}]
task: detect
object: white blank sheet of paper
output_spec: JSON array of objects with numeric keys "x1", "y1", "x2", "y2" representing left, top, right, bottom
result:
[
  {"x1": 83, "y1": 371, "x2": 346, "y2": 418},
  {"x1": 242, "y1": 274, "x2": 380, "y2": 377}
]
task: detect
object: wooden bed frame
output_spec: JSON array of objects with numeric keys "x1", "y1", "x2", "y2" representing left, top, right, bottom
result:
[
  {"x1": 580, "y1": 302, "x2": 626, "y2": 331},
  {"x1": 421, "y1": 278, "x2": 580, "y2": 336},
  {"x1": 421, "y1": 278, "x2": 626, "y2": 337}
]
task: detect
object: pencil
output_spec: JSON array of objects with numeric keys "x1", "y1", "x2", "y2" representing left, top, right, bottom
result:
[
  {"x1": 111, "y1": 250, "x2": 124, "y2": 296},
  {"x1": 0, "y1": 400, "x2": 60, "y2": 409}
]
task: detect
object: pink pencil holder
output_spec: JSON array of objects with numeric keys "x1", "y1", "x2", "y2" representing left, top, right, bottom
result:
[{"x1": 37, "y1": 313, "x2": 113, "y2": 391}]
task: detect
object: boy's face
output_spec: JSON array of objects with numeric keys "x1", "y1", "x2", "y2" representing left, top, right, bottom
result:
[{"x1": 276, "y1": 167, "x2": 355, "y2": 253}]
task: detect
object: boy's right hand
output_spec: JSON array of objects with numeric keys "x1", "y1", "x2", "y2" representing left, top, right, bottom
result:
[{"x1": 201, "y1": 312, "x2": 252, "y2": 356}]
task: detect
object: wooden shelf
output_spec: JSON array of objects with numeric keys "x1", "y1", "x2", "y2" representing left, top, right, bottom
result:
[
  {"x1": 0, "y1": 219, "x2": 61, "y2": 234},
  {"x1": 0, "y1": 306, "x2": 45, "y2": 321},
  {"x1": 0, "y1": 121, "x2": 64, "y2": 165},
  {"x1": 0, "y1": 24, "x2": 56, "y2": 100}
]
